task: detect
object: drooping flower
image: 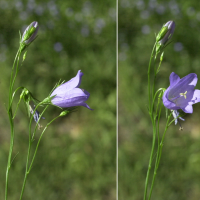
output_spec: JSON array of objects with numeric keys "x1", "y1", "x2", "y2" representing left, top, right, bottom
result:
[
  {"x1": 50, "y1": 70, "x2": 92, "y2": 110},
  {"x1": 163, "y1": 72, "x2": 200, "y2": 124}
]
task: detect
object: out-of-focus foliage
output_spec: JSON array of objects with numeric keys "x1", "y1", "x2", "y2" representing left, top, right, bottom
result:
[
  {"x1": 119, "y1": 0, "x2": 200, "y2": 200},
  {"x1": 0, "y1": 0, "x2": 116, "y2": 199}
]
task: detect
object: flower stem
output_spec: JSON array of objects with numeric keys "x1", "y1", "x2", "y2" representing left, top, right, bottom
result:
[
  {"x1": 148, "y1": 113, "x2": 172, "y2": 199},
  {"x1": 148, "y1": 98, "x2": 164, "y2": 200},
  {"x1": 19, "y1": 105, "x2": 61, "y2": 200},
  {"x1": 19, "y1": 102, "x2": 47, "y2": 200},
  {"x1": 5, "y1": 49, "x2": 21, "y2": 200},
  {"x1": 143, "y1": 115, "x2": 156, "y2": 200},
  {"x1": 148, "y1": 43, "x2": 156, "y2": 114}
]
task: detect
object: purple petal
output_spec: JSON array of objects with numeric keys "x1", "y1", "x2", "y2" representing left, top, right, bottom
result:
[
  {"x1": 168, "y1": 73, "x2": 197, "y2": 98},
  {"x1": 163, "y1": 87, "x2": 181, "y2": 110},
  {"x1": 169, "y1": 72, "x2": 180, "y2": 88},
  {"x1": 51, "y1": 88, "x2": 91, "y2": 108},
  {"x1": 189, "y1": 76, "x2": 198, "y2": 86},
  {"x1": 182, "y1": 105, "x2": 193, "y2": 113},
  {"x1": 51, "y1": 70, "x2": 83, "y2": 97},
  {"x1": 79, "y1": 102, "x2": 93, "y2": 110},
  {"x1": 175, "y1": 89, "x2": 194, "y2": 108},
  {"x1": 180, "y1": 89, "x2": 200, "y2": 113},
  {"x1": 191, "y1": 89, "x2": 200, "y2": 103},
  {"x1": 172, "y1": 110, "x2": 185, "y2": 125}
]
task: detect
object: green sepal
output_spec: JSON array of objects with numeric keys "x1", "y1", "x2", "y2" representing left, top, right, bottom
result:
[
  {"x1": 156, "y1": 26, "x2": 168, "y2": 42},
  {"x1": 60, "y1": 110, "x2": 70, "y2": 117},
  {"x1": 23, "y1": 51, "x2": 27, "y2": 61},
  {"x1": 20, "y1": 88, "x2": 41, "y2": 117}
]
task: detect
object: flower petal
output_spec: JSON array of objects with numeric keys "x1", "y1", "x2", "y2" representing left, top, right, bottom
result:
[
  {"x1": 169, "y1": 72, "x2": 180, "y2": 88},
  {"x1": 179, "y1": 90, "x2": 200, "y2": 113},
  {"x1": 169, "y1": 73, "x2": 197, "y2": 98},
  {"x1": 172, "y1": 110, "x2": 185, "y2": 125},
  {"x1": 175, "y1": 89, "x2": 194, "y2": 108},
  {"x1": 182, "y1": 104, "x2": 193, "y2": 113},
  {"x1": 51, "y1": 88, "x2": 91, "y2": 108},
  {"x1": 191, "y1": 89, "x2": 200, "y2": 103},
  {"x1": 51, "y1": 70, "x2": 83, "y2": 96},
  {"x1": 163, "y1": 87, "x2": 181, "y2": 110},
  {"x1": 189, "y1": 76, "x2": 198, "y2": 86}
]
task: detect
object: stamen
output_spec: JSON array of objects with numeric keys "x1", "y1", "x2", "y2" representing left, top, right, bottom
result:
[
  {"x1": 180, "y1": 91, "x2": 187, "y2": 99},
  {"x1": 178, "y1": 119, "x2": 183, "y2": 131}
]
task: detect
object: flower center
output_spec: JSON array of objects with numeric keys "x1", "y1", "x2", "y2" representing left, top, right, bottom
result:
[
  {"x1": 179, "y1": 91, "x2": 187, "y2": 99},
  {"x1": 168, "y1": 91, "x2": 188, "y2": 105}
]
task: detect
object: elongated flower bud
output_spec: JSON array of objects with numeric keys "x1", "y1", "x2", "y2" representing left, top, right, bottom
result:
[
  {"x1": 20, "y1": 21, "x2": 39, "y2": 50},
  {"x1": 156, "y1": 21, "x2": 175, "y2": 45}
]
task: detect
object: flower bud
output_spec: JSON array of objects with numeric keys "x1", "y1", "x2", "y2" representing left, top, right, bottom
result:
[
  {"x1": 22, "y1": 21, "x2": 39, "y2": 44},
  {"x1": 156, "y1": 21, "x2": 175, "y2": 45},
  {"x1": 20, "y1": 21, "x2": 39, "y2": 51},
  {"x1": 60, "y1": 110, "x2": 70, "y2": 117}
]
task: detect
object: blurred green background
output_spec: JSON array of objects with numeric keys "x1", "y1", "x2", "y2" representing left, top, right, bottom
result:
[
  {"x1": 0, "y1": 0, "x2": 116, "y2": 199},
  {"x1": 119, "y1": 0, "x2": 200, "y2": 200}
]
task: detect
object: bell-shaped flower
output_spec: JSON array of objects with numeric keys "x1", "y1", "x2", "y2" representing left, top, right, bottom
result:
[
  {"x1": 50, "y1": 70, "x2": 92, "y2": 110},
  {"x1": 163, "y1": 72, "x2": 200, "y2": 113}
]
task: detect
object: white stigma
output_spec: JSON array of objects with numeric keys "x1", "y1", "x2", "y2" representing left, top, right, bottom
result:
[{"x1": 180, "y1": 91, "x2": 187, "y2": 99}]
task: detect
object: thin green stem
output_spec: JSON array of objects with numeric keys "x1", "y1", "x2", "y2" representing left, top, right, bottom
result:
[
  {"x1": 12, "y1": 87, "x2": 25, "y2": 119},
  {"x1": 5, "y1": 48, "x2": 22, "y2": 200},
  {"x1": 144, "y1": 42, "x2": 157, "y2": 200},
  {"x1": 151, "y1": 54, "x2": 159, "y2": 112},
  {"x1": 143, "y1": 115, "x2": 156, "y2": 200},
  {"x1": 157, "y1": 113, "x2": 172, "y2": 166},
  {"x1": 148, "y1": 98, "x2": 164, "y2": 200},
  {"x1": 151, "y1": 52, "x2": 164, "y2": 115},
  {"x1": 19, "y1": 102, "x2": 45, "y2": 200},
  {"x1": 148, "y1": 43, "x2": 156, "y2": 114},
  {"x1": 19, "y1": 105, "x2": 60, "y2": 200},
  {"x1": 8, "y1": 49, "x2": 20, "y2": 106},
  {"x1": 29, "y1": 115, "x2": 60, "y2": 172}
]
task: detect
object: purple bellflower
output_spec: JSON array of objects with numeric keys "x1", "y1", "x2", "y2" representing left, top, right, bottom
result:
[
  {"x1": 163, "y1": 72, "x2": 200, "y2": 125},
  {"x1": 50, "y1": 70, "x2": 92, "y2": 110}
]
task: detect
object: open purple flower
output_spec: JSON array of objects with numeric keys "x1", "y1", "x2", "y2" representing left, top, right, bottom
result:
[
  {"x1": 163, "y1": 72, "x2": 200, "y2": 123},
  {"x1": 50, "y1": 70, "x2": 92, "y2": 110}
]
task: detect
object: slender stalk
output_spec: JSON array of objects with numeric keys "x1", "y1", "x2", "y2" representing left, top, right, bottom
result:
[
  {"x1": 144, "y1": 42, "x2": 158, "y2": 200},
  {"x1": 148, "y1": 98, "x2": 164, "y2": 200},
  {"x1": 149, "y1": 114, "x2": 172, "y2": 199},
  {"x1": 148, "y1": 43, "x2": 156, "y2": 113},
  {"x1": 143, "y1": 116, "x2": 156, "y2": 200},
  {"x1": 29, "y1": 115, "x2": 60, "y2": 172},
  {"x1": 5, "y1": 48, "x2": 21, "y2": 200},
  {"x1": 151, "y1": 52, "x2": 161, "y2": 113},
  {"x1": 8, "y1": 49, "x2": 20, "y2": 106},
  {"x1": 19, "y1": 102, "x2": 45, "y2": 200},
  {"x1": 19, "y1": 105, "x2": 60, "y2": 200}
]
